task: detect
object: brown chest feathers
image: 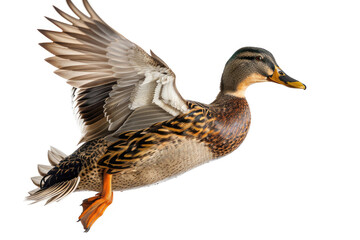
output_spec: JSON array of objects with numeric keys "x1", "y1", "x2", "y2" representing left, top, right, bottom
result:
[{"x1": 204, "y1": 93, "x2": 251, "y2": 157}]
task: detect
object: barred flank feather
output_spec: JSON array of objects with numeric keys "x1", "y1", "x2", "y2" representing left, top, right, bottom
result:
[{"x1": 27, "y1": 146, "x2": 80, "y2": 204}]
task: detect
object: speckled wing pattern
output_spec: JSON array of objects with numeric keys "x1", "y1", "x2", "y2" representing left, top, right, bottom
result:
[
  {"x1": 98, "y1": 102, "x2": 217, "y2": 174},
  {"x1": 40, "y1": 0, "x2": 188, "y2": 143}
]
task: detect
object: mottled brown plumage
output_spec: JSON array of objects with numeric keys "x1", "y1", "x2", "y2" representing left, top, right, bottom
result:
[
  {"x1": 27, "y1": 0, "x2": 306, "y2": 232},
  {"x1": 205, "y1": 93, "x2": 251, "y2": 157}
]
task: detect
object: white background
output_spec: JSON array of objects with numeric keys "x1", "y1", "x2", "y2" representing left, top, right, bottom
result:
[{"x1": 1, "y1": 0, "x2": 359, "y2": 239}]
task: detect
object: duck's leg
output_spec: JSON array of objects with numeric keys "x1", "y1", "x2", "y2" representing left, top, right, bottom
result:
[{"x1": 78, "y1": 172, "x2": 113, "y2": 232}]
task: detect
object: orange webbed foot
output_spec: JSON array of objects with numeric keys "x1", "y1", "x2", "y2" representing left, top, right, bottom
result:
[
  {"x1": 78, "y1": 173, "x2": 113, "y2": 232},
  {"x1": 79, "y1": 192, "x2": 113, "y2": 232}
]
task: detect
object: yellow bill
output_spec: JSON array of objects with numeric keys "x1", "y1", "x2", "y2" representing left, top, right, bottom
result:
[{"x1": 268, "y1": 66, "x2": 306, "y2": 90}]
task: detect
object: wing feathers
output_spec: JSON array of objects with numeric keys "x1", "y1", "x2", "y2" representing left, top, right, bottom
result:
[
  {"x1": 41, "y1": 0, "x2": 188, "y2": 143},
  {"x1": 45, "y1": 16, "x2": 84, "y2": 34},
  {"x1": 58, "y1": 54, "x2": 107, "y2": 62},
  {"x1": 38, "y1": 30, "x2": 80, "y2": 44},
  {"x1": 66, "y1": 31, "x2": 110, "y2": 47},
  {"x1": 115, "y1": 105, "x2": 173, "y2": 134},
  {"x1": 61, "y1": 64, "x2": 112, "y2": 72},
  {"x1": 82, "y1": 0, "x2": 104, "y2": 21},
  {"x1": 66, "y1": 0, "x2": 92, "y2": 21},
  {"x1": 40, "y1": 42, "x2": 80, "y2": 56},
  {"x1": 55, "y1": 42, "x2": 107, "y2": 55},
  {"x1": 45, "y1": 56, "x2": 79, "y2": 68},
  {"x1": 53, "y1": 5, "x2": 88, "y2": 28}
]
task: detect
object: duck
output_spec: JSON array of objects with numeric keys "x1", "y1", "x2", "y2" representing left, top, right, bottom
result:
[{"x1": 27, "y1": 0, "x2": 306, "y2": 232}]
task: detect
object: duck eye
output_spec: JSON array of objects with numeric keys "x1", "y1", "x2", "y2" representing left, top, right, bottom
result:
[{"x1": 255, "y1": 56, "x2": 263, "y2": 61}]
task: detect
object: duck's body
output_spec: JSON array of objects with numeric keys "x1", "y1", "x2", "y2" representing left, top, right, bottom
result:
[
  {"x1": 45, "y1": 95, "x2": 250, "y2": 192},
  {"x1": 28, "y1": 0, "x2": 305, "y2": 232}
]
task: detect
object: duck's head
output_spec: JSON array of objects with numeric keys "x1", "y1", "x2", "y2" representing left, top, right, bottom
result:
[{"x1": 221, "y1": 47, "x2": 306, "y2": 97}]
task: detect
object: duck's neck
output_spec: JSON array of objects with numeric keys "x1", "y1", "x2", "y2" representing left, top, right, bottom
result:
[{"x1": 205, "y1": 92, "x2": 251, "y2": 157}]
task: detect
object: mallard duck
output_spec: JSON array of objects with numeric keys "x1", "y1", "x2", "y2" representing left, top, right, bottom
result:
[{"x1": 27, "y1": 0, "x2": 306, "y2": 232}]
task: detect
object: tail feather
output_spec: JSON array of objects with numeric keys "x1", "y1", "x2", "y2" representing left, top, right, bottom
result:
[
  {"x1": 38, "y1": 164, "x2": 53, "y2": 176},
  {"x1": 50, "y1": 146, "x2": 67, "y2": 158},
  {"x1": 31, "y1": 176, "x2": 42, "y2": 187},
  {"x1": 27, "y1": 146, "x2": 80, "y2": 204},
  {"x1": 28, "y1": 188, "x2": 39, "y2": 195},
  {"x1": 47, "y1": 146, "x2": 66, "y2": 166},
  {"x1": 27, "y1": 177, "x2": 80, "y2": 205},
  {"x1": 46, "y1": 177, "x2": 80, "y2": 204}
]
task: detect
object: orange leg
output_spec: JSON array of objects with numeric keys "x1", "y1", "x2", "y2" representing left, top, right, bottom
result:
[{"x1": 78, "y1": 172, "x2": 113, "y2": 232}]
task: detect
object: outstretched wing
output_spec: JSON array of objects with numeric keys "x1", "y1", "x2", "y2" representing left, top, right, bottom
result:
[{"x1": 40, "y1": 0, "x2": 188, "y2": 143}]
